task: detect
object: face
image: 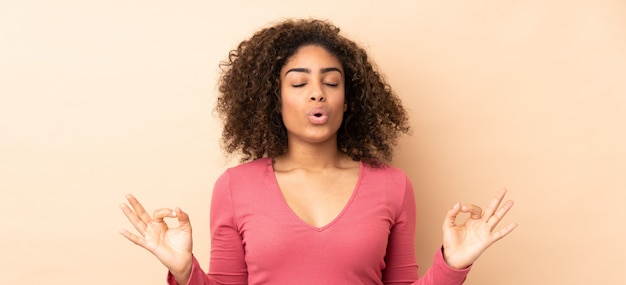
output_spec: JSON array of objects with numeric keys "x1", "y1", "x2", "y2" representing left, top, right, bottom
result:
[{"x1": 279, "y1": 45, "x2": 346, "y2": 146}]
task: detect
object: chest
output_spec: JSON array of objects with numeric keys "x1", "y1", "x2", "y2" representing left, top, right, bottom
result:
[
  {"x1": 237, "y1": 185, "x2": 396, "y2": 278},
  {"x1": 275, "y1": 170, "x2": 359, "y2": 229}
]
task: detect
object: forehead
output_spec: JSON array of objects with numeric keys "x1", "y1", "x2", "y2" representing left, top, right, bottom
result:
[{"x1": 281, "y1": 45, "x2": 343, "y2": 72}]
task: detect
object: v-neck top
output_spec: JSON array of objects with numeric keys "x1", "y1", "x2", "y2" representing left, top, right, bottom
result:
[
  {"x1": 168, "y1": 158, "x2": 470, "y2": 285},
  {"x1": 270, "y1": 158, "x2": 363, "y2": 231}
]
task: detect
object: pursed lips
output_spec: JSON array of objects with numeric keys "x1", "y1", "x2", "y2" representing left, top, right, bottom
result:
[{"x1": 307, "y1": 106, "x2": 329, "y2": 124}]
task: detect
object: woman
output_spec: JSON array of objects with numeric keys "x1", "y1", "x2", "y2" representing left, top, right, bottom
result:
[{"x1": 120, "y1": 18, "x2": 516, "y2": 285}]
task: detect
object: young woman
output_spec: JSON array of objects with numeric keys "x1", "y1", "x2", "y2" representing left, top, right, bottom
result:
[{"x1": 120, "y1": 19, "x2": 517, "y2": 285}]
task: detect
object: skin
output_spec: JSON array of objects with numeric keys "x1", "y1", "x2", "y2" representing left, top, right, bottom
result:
[
  {"x1": 279, "y1": 45, "x2": 347, "y2": 148},
  {"x1": 273, "y1": 45, "x2": 359, "y2": 229},
  {"x1": 120, "y1": 44, "x2": 517, "y2": 284},
  {"x1": 441, "y1": 188, "x2": 517, "y2": 269}
]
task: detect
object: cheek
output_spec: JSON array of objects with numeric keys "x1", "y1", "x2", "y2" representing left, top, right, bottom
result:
[
  {"x1": 331, "y1": 92, "x2": 346, "y2": 109},
  {"x1": 279, "y1": 97, "x2": 301, "y2": 123},
  {"x1": 280, "y1": 95, "x2": 297, "y2": 112}
]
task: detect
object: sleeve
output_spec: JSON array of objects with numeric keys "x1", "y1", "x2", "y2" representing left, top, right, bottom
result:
[
  {"x1": 207, "y1": 170, "x2": 248, "y2": 283},
  {"x1": 382, "y1": 175, "x2": 470, "y2": 285},
  {"x1": 166, "y1": 170, "x2": 248, "y2": 285},
  {"x1": 166, "y1": 255, "x2": 210, "y2": 285}
]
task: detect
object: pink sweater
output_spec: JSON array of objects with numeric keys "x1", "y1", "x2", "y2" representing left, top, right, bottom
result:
[{"x1": 168, "y1": 158, "x2": 470, "y2": 284}]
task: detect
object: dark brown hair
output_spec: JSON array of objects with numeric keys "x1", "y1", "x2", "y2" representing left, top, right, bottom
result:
[{"x1": 216, "y1": 18, "x2": 410, "y2": 166}]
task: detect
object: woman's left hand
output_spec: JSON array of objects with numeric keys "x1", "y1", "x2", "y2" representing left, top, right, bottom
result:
[{"x1": 441, "y1": 188, "x2": 518, "y2": 269}]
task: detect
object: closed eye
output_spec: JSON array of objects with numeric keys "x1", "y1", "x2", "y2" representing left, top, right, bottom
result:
[{"x1": 290, "y1": 83, "x2": 338, "y2": 88}]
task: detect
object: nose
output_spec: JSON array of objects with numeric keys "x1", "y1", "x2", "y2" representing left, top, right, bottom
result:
[
  {"x1": 309, "y1": 82, "x2": 325, "y2": 102},
  {"x1": 309, "y1": 95, "x2": 325, "y2": 102}
]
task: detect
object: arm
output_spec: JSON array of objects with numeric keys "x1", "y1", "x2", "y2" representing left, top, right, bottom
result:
[
  {"x1": 120, "y1": 170, "x2": 248, "y2": 285},
  {"x1": 167, "y1": 170, "x2": 248, "y2": 284},
  {"x1": 205, "y1": 170, "x2": 248, "y2": 283},
  {"x1": 382, "y1": 176, "x2": 470, "y2": 285},
  {"x1": 166, "y1": 255, "x2": 209, "y2": 285}
]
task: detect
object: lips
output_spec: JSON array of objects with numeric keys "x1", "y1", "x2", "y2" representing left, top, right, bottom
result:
[{"x1": 307, "y1": 106, "x2": 329, "y2": 125}]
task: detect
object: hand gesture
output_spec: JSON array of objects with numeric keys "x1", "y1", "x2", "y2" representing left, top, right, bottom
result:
[
  {"x1": 441, "y1": 189, "x2": 517, "y2": 269},
  {"x1": 119, "y1": 194, "x2": 193, "y2": 282}
]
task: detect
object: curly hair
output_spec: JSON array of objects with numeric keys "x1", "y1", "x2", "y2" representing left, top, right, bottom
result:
[{"x1": 216, "y1": 18, "x2": 410, "y2": 166}]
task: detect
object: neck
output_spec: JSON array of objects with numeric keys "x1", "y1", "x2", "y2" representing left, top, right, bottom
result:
[{"x1": 274, "y1": 139, "x2": 349, "y2": 171}]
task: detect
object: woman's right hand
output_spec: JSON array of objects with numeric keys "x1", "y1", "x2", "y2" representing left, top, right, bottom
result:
[{"x1": 119, "y1": 194, "x2": 193, "y2": 283}]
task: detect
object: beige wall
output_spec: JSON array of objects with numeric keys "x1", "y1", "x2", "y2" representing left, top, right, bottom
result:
[{"x1": 1, "y1": 0, "x2": 624, "y2": 284}]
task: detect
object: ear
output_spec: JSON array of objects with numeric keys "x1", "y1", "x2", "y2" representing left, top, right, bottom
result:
[{"x1": 344, "y1": 103, "x2": 348, "y2": 112}]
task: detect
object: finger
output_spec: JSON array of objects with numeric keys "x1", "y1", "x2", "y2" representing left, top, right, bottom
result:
[
  {"x1": 443, "y1": 202, "x2": 462, "y2": 229},
  {"x1": 119, "y1": 228, "x2": 147, "y2": 248},
  {"x1": 482, "y1": 188, "x2": 507, "y2": 222},
  {"x1": 461, "y1": 204, "x2": 483, "y2": 220},
  {"x1": 153, "y1": 208, "x2": 176, "y2": 223},
  {"x1": 490, "y1": 222, "x2": 518, "y2": 243},
  {"x1": 487, "y1": 200, "x2": 515, "y2": 230},
  {"x1": 119, "y1": 203, "x2": 147, "y2": 235},
  {"x1": 175, "y1": 207, "x2": 191, "y2": 227},
  {"x1": 126, "y1": 194, "x2": 152, "y2": 224}
]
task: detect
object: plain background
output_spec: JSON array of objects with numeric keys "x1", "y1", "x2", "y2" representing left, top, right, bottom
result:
[{"x1": 1, "y1": 0, "x2": 625, "y2": 284}]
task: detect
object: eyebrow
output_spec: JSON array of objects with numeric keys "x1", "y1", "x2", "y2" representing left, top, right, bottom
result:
[{"x1": 284, "y1": 67, "x2": 343, "y2": 76}]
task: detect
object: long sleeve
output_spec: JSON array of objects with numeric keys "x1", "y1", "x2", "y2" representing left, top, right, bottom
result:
[
  {"x1": 166, "y1": 159, "x2": 470, "y2": 285},
  {"x1": 166, "y1": 170, "x2": 248, "y2": 285},
  {"x1": 166, "y1": 255, "x2": 211, "y2": 285},
  {"x1": 416, "y1": 249, "x2": 470, "y2": 285},
  {"x1": 382, "y1": 175, "x2": 470, "y2": 285},
  {"x1": 207, "y1": 170, "x2": 248, "y2": 283}
]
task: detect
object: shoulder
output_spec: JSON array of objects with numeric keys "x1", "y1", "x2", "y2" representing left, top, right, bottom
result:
[
  {"x1": 213, "y1": 157, "x2": 274, "y2": 193},
  {"x1": 362, "y1": 163, "x2": 411, "y2": 188},
  {"x1": 359, "y1": 163, "x2": 415, "y2": 218},
  {"x1": 225, "y1": 157, "x2": 273, "y2": 176}
]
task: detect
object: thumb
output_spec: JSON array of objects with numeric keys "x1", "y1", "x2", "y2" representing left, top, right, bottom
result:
[
  {"x1": 175, "y1": 207, "x2": 191, "y2": 227},
  {"x1": 443, "y1": 202, "x2": 461, "y2": 229}
]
